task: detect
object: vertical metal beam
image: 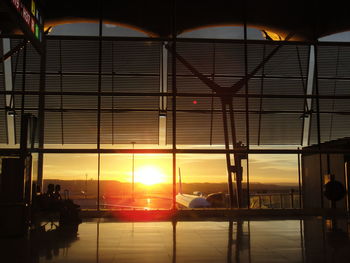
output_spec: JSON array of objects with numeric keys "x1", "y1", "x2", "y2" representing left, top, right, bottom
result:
[
  {"x1": 97, "y1": 1, "x2": 103, "y2": 210},
  {"x1": 302, "y1": 45, "x2": 315, "y2": 147},
  {"x1": 221, "y1": 100, "x2": 235, "y2": 208},
  {"x1": 37, "y1": 36, "x2": 47, "y2": 191},
  {"x1": 159, "y1": 42, "x2": 168, "y2": 146},
  {"x1": 2, "y1": 39, "x2": 16, "y2": 145},
  {"x1": 171, "y1": 0, "x2": 177, "y2": 210},
  {"x1": 228, "y1": 101, "x2": 242, "y2": 208},
  {"x1": 314, "y1": 44, "x2": 324, "y2": 209},
  {"x1": 161, "y1": 43, "x2": 168, "y2": 113},
  {"x1": 111, "y1": 41, "x2": 115, "y2": 145},
  {"x1": 297, "y1": 148, "x2": 302, "y2": 208},
  {"x1": 243, "y1": 13, "x2": 250, "y2": 209},
  {"x1": 20, "y1": 114, "x2": 32, "y2": 206},
  {"x1": 328, "y1": 47, "x2": 340, "y2": 141},
  {"x1": 257, "y1": 45, "x2": 266, "y2": 146},
  {"x1": 20, "y1": 45, "x2": 27, "y2": 118},
  {"x1": 59, "y1": 40, "x2": 64, "y2": 144},
  {"x1": 209, "y1": 43, "x2": 216, "y2": 146}
]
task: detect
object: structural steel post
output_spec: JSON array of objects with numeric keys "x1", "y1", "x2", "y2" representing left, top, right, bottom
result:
[
  {"x1": 37, "y1": 37, "x2": 47, "y2": 191},
  {"x1": 2, "y1": 39, "x2": 16, "y2": 145},
  {"x1": 97, "y1": 0, "x2": 103, "y2": 210},
  {"x1": 221, "y1": 100, "x2": 235, "y2": 208},
  {"x1": 171, "y1": 0, "x2": 177, "y2": 210},
  {"x1": 142, "y1": 36, "x2": 292, "y2": 208},
  {"x1": 302, "y1": 45, "x2": 315, "y2": 146},
  {"x1": 243, "y1": 14, "x2": 250, "y2": 209},
  {"x1": 313, "y1": 44, "x2": 324, "y2": 209}
]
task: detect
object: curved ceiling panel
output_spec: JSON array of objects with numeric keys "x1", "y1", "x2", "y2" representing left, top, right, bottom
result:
[{"x1": 36, "y1": 0, "x2": 350, "y2": 41}]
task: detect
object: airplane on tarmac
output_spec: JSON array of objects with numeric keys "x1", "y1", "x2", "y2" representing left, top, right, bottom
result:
[{"x1": 175, "y1": 168, "x2": 227, "y2": 208}]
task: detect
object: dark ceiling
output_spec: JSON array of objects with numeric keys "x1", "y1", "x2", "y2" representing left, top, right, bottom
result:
[{"x1": 2, "y1": 0, "x2": 350, "y2": 41}]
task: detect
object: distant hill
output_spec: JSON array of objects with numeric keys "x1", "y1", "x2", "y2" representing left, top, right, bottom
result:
[{"x1": 43, "y1": 179, "x2": 299, "y2": 198}]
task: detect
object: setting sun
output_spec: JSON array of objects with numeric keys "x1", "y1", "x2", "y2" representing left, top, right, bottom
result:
[{"x1": 135, "y1": 166, "x2": 166, "y2": 185}]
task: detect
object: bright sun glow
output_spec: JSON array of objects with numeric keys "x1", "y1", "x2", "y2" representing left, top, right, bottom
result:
[{"x1": 135, "y1": 166, "x2": 165, "y2": 185}]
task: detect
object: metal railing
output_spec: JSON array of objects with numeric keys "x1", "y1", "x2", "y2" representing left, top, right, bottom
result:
[{"x1": 249, "y1": 192, "x2": 301, "y2": 209}]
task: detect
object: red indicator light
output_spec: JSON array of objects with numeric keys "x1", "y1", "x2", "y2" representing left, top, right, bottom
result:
[{"x1": 193, "y1": 100, "x2": 197, "y2": 104}]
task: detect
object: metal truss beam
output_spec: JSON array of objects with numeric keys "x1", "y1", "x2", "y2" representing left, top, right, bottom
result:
[
  {"x1": 1, "y1": 90, "x2": 350, "y2": 99},
  {"x1": 2, "y1": 107, "x2": 349, "y2": 115},
  {"x1": 18, "y1": 148, "x2": 350, "y2": 154},
  {"x1": 0, "y1": 39, "x2": 27, "y2": 62},
  {"x1": 166, "y1": 32, "x2": 295, "y2": 208}
]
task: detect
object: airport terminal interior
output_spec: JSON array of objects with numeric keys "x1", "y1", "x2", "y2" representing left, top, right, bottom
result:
[{"x1": 1, "y1": 0, "x2": 350, "y2": 262}]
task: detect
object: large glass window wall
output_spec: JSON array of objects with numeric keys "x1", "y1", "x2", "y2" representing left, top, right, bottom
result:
[{"x1": 2, "y1": 24, "x2": 350, "y2": 211}]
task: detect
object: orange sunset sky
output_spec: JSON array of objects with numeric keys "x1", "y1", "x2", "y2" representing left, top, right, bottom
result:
[{"x1": 43, "y1": 152, "x2": 299, "y2": 184}]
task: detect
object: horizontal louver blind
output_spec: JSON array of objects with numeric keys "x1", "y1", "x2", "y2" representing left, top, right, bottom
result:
[
  {"x1": 309, "y1": 45, "x2": 350, "y2": 144},
  {"x1": 43, "y1": 39, "x2": 160, "y2": 144},
  {"x1": 166, "y1": 42, "x2": 308, "y2": 145}
]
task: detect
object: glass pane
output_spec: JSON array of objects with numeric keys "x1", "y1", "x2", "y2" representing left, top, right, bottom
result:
[
  {"x1": 100, "y1": 154, "x2": 173, "y2": 210},
  {"x1": 43, "y1": 154, "x2": 98, "y2": 209},
  {"x1": 248, "y1": 154, "x2": 300, "y2": 209}
]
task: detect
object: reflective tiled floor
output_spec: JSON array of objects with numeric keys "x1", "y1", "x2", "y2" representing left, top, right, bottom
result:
[{"x1": 1, "y1": 218, "x2": 350, "y2": 263}]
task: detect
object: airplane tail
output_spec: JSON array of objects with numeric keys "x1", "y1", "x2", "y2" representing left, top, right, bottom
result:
[{"x1": 178, "y1": 167, "x2": 183, "y2": 194}]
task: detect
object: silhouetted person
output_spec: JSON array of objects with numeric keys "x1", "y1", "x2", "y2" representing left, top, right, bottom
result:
[
  {"x1": 31, "y1": 184, "x2": 82, "y2": 229},
  {"x1": 51, "y1": 184, "x2": 63, "y2": 212},
  {"x1": 45, "y1": 184, "x2": 55, "y2": 199},
  {"x1": 53, "y1": 184, "x2": 62, "y2": 201},
  {"x1": 41, "y1": 184, "x2": 55, "y2": 211}
]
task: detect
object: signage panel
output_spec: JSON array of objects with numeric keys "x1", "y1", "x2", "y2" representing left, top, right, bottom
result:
[{"x1": 2, "y1": 0, "x2": 44, "y2": 53}]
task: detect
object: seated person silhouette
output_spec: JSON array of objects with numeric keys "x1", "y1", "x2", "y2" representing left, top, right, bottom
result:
[
  {"x1": 45, "y1": 184, "x2": 55, "y2": 198},
  {"x1": 53, "y1": 185, "x2": 62, "y2": 201},
  {"x1": 41, "y1": 184, "x2": 55, "y2": 211},
  {"x1": 52, "y1": 184, "x2": 63, "y2": 211},
  {"x1": 34, "y1": 184, "x2": 82, "y2": 225}
]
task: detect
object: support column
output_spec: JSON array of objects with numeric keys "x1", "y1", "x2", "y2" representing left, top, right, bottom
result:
[
  {"x1": 2, "y1": 39, "x2": 16, "y2": 145},
  {"x1": 221, "y1": 100, "x2": 235, "y2": 208},
  {"x1": 313, "y1": 44, "x2": 324, "y2": 209},
  {"x1": 171, "y1": 0, "x2": 177, "y2": 210},
  {"x1": 37, "y1": 38, "x2": 47, "y2": 191},
  {"x1": 302, "y1": 45, "x2": 315, "y2": 147},
  {"x1": 159, "y1": 42, "x2": 168, "y2": 146}
]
